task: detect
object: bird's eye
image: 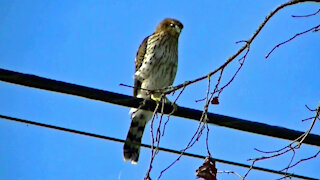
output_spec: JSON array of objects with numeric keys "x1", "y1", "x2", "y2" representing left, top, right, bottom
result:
[{"x1": 170, "y1": 23, "x2": 175, "y2": 28}]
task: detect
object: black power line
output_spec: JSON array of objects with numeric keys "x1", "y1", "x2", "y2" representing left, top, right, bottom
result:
[
  {"x1": 0, "y1": 68, "x2": 319, "y2": 146},
  {"x1": 0, "y1": 114, "x2": 317, "y2": 180}
]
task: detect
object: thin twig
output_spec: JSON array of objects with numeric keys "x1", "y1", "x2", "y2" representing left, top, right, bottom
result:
[
  {"x1": 145, "y1": 100, "x2": 161, "y2": 179},
  {"x1": 162, "y1": 86, "x2": 186, "y2": 136},
  {"x1": 217, "y1": 170, "x2": 244, "y2": 180},
  {"x1": 163, "y1": 0, "x2": 319, "y2": 95},
  {"x1": 158, "y1": 81, "x2": 212, "y2": 179},
  {"x1": 292, "y1": 8, "x2": 320, "y2": 17},
  {"x1": 265, "y1": 24, "x2": 320, "y2": 58},
  {"x1": 245, "y1": 102, "x2": 320, "y2": 179},
  {"x1": 281, "y1": 150, "x2": 320, "y2": 172}
]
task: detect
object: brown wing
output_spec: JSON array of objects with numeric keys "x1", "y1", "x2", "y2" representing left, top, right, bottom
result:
[{"x1": 134, "y1": 35, "x2": 150, "y2": 97}]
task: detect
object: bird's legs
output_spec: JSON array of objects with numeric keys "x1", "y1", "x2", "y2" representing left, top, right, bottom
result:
[
  {"x1": 151, "y1": 93, "x2": 178, "y2": 114},
  {"x1": 150, "y1": 93, "x2": 162, "y2": 102}
]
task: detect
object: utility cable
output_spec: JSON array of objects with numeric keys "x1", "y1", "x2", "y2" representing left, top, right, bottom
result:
[{"x1": 0, "y1": 114, "x2": 317, "y2": 180}]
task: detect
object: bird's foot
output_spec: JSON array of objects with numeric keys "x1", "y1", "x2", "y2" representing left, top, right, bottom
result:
[
  {"x1": 151, "y1": 94, "x2": 178, "y2": 114},
  {"x1": 165, "y1": 85, "x2": 174, "y2": 92},
  {"x1": 151, "y1": 94, "x2": 162, "y2": 102},
  {"x1": 164, "y1": 97, "x2": 178, "y2": 115}
]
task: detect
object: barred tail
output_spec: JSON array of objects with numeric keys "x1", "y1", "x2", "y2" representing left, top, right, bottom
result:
[{"x1": 123, "y1": 109, "x2": 152, "y2": 164}]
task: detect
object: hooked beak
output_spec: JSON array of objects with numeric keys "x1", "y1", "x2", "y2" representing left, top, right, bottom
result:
[{"x1": 175, "y1": 25, "x2": 182, "y2": 34}]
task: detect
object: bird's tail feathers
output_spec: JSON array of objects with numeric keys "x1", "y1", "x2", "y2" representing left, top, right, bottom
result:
[{"x1": 123, "y1": 109, "x2": 152, "y2": 164}]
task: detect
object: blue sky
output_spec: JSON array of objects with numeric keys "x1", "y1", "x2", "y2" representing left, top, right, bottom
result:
[{"x1": 0, "y1": 1, "x2": 319, "y2": 179}]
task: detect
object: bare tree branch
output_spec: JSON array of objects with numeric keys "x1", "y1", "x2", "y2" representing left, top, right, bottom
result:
[
  {"x1": 245, "y1": 102, "x2": 320, "y2": 179},
  {"x1": 143, "y1": 1, "x2": 320, "y2": 179},
  {"x1": 265, "y1": 24, "x2": 320, "y2": 59},
  {"x1": 164, "y1": 0, "x2": 319, "y2": 95},
  {"x1": 292, "y1": 8, "x2": 320, "y2": 17}
]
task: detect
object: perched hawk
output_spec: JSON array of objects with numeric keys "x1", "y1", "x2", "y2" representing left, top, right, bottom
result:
[{"x1": 123, "y1": 18, "x2": 183, "y2": 164}]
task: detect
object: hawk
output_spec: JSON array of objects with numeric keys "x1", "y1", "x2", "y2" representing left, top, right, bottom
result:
[{"x1": 123, "y1": 18, "x2": 183, "y2": 164}]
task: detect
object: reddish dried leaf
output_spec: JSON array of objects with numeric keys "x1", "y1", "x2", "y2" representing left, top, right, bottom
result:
[
  {"x1": 211, "y1": 97, "x2": 219, "y2": 105},
  {"x1": 196, "y1": 157, "x2": 217, "y2": 180}
]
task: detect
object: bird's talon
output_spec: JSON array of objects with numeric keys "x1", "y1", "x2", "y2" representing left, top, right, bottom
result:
[
  {"x1": 151, "y1": 94, "x2": 162, "y2": 102},
  {"x1": 164, "y1": 97, "x2": 178, "y2": 114},
  {"x1": 171, "y1": 102, "x2": 178, "y2": 114}
]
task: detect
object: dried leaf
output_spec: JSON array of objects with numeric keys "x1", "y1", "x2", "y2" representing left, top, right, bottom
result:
[
  {"x1": 211, "y1": 97, "x2": 219, "y2": 105},
  {"x1": 196, "y1": 157, "x2": 217, "y2": 180}
]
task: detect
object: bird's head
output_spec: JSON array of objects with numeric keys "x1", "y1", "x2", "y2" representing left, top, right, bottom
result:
[{"x1": 155, "y1": 18, "x2": 183, "y2": 38}]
